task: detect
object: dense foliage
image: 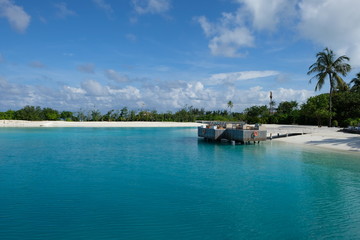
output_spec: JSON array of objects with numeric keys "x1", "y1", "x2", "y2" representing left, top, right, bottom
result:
[
  {"x1": 307, "y1": 48, "x2": 351, "y2": 126},
  {"x1": 0, "y1": 105, "x2": 240, "y2": 123},
  {"x1": 1, "y1": 89, "x2": 359, "y2": 127}
]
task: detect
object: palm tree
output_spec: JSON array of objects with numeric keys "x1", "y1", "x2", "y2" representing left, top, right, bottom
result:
[
  {"x1": 350, "y1": 72, "x2": 360, "y2": 92},
  {"x1": 307, "y1": 48, "x2": 351, "y2": 127},
  {"x1": 227, "y1": 100, "x2": 233, "y2": 114},
  {"x1": 269, "y1": 100, "x2": 276, "y2": 115}
]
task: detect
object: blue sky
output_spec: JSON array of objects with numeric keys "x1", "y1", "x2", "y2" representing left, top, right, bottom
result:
[{"x1": 1, "y1": 0, "x2": 360, "y2": 112}]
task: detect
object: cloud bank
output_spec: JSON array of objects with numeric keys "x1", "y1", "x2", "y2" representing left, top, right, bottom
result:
[
  {"x1": 0, "y1": 0, "x2": 31, "y2": 33},
  {"x1": 196, "y1": 15, "x2": 254, "y2": 57},
  {"x1": 298, "y1": 0, "x2": 360, "y2": 66},
  {"x1": 0, "y1": 74, "x2": 313, "y2": 112},
  {"x1": 197, "y1": 0, "x2": 360, "y2": 66}
]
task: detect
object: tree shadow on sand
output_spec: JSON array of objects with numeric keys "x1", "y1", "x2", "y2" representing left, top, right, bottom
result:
[{"x1": 305, "y1": 135, "x2": 360, "y2": 152}]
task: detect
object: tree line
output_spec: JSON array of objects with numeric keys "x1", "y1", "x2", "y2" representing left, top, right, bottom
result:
[
  {"x1": 0, "y1": 48, "x2": 359, "y2": 127},
  {"x1": 0, "y1": 89, "x2": 359, "y2": 127},
  {"x1": 0, "y1": 105, "x2": 240, "y2": 123}
]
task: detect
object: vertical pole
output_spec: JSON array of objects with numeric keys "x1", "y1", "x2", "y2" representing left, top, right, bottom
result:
[{"x1": 269, "y1": 91, "x2": 273, "y2": 115}]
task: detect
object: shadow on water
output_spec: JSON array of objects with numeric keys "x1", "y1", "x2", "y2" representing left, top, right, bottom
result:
[
  {"x1": 196, "y1": 138, "x2": 271, "y2": 164},
  {"x1": 197, "y1": 138, "x2": 263, "y2": 146}
]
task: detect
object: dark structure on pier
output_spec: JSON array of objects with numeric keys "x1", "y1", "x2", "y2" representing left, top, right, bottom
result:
[{"x1": 198, "y1": 122, "x2": 267, "y2": 144}]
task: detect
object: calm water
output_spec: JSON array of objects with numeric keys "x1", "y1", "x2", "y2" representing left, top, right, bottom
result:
[{"x1": 0, "y1": 127, "x2": 360, "y2": 239}]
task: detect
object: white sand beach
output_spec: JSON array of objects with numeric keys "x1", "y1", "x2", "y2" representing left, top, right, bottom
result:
[
  {"x1": 1, "y1": 120, "x2": 359, "y2": 152},
  {"x1": 0, "y1": 120, "x2": 204, "y2": 128},
  {"x1": 264, "y1": 124, "x2": 360, "y2": 153}
]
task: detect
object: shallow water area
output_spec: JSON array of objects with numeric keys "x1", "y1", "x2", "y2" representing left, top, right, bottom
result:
[{"x1": 1, "y1": 127, "x2": 360, "y2": 239}]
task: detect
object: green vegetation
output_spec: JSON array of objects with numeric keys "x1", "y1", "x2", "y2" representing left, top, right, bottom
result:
[
  {"x1": 0, "y1": 48, "x2": 359, "y2": 127},
  {"x1": 0, "y1": 91, "x2": 359, "y2": 127},
  {"x1": 350, "y1": 73, "x2": 360, "y2": 92},
  {"x1": 307, "y1": 48, "x2": 351, "y2": 126},
  {"x1": 300, "y1": 94, "x2": 331, "y2": 127},
  {"x1": 227, "y1": 100, "x2": 233, "y2": 114}
]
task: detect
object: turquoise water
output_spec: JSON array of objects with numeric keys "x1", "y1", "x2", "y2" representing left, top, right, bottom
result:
[{"x1": 1, "y1": 127, "x2": 360, "y2": 239}]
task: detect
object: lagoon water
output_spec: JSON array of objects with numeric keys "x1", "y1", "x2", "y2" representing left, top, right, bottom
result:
[{"x1": 1, "y1": 127, "x2": 360, "y2": 239}]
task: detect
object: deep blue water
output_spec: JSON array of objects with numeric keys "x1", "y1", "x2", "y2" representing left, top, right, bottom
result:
[{"x1": 0, "y1": 127, "x2": 360, "y2": 239}]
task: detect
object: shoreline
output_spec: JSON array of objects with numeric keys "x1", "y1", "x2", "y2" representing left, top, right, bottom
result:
[
  {"x1": 0, "y1": 120, "x2": 204, "y2": 128},
  {"x1": 263, "y1": 124, "x2": 360, "y2": 153},
  {"x1": 1, "y1": 120, "x2": 359, "y2": 152}
]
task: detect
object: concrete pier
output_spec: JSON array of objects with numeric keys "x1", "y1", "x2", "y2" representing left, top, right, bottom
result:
[{"x1": 198, "y1": 122, "x2": 267, "y2": 144}]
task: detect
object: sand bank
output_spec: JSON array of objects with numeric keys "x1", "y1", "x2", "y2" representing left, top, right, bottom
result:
[
  {"x1": 264, "y1": 124, "x2": 360, "y2": 153},
  {"x1": 0, "y1": 120, "x2": 203, "y2": 128}
]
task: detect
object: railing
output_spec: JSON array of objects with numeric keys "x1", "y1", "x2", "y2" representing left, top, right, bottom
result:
[{"x1": 196, "y1": 121, "x2": 246, "y2": 128}]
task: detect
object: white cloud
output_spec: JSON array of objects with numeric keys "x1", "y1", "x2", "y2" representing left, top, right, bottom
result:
[
  {"x1": 197, "y1": 16, "x2": 213, "y2": 37},
  {"x1": 93, "y1": 0, "x2": 113, "y2": 15},
  {"x1": 196, "y1": 0, "x2": 297, "y2": 57},
  {"x1": 105, "y1": 69, "x2": 129, "y2": 83},
  {"x1": 138, "y1": 81, "x2": 313, "y2": 111},
  {"x1": 197, "y1": 0, "x2": 360, "y2": 66},
  {"x1": 55, "y1": 2, "x2": 76, "y2": 18},
  {"x1": 0, "y1": 0, "x2": 31, "y2": 33},
  {"x1": 81, "y1": 80, "x2": 109, "y2": 96},
  {"x1": 208, "y1": 71, "x2": 279, "y2": 85},
  {"x1": 140, "y1": 81, "x2": 215, "y2": 110},
  {"x1": 61, "y1": 83, "x2": 142, "y2": 110},
  {"x1": 64, "y1": 86, "x2": 86, "y2": 95},
  {"x1": 195, "y1": 0, "x2": 296, "y2": 57},
  {"x1": 208, "y1": 27, "x2": 254, "y2": 57},
  {"x1": 236, "y1": 0, "x2": 297, "y2": 31},
  {"x1": 0, "y1": 77, "x2": 60, "y2": 109},
  {"x1": 77, "y1": 63, "x2": 95, "y2": 74},
  {"x1": 196, "y1": 13, "x2": 254, "y2": 57},
  {"x1": 274, "y1": 87, "x2": 314, "y2": 103},
  {"x1": 298, "y1": 0, "x2": 360, "y2": 66},
  {"x1": 132, "y1": 0, "x2": 171, "y2": 15},
  {"x1": 109, "y1": 86, "x2": 141, "y2": 100}
]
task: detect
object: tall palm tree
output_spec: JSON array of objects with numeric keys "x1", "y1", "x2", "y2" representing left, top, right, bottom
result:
[
  {"x1": 227, "y1": 100, "x2": 233, "y2": 114},
  {"x1": 307, "y1": 48, "x2": 351, "y2": 127},
  {"x1": 350, "y1": 72, "x2": 360, "y2": 92}
]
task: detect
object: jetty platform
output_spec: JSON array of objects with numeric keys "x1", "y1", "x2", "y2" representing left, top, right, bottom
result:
[{"x1": 198, "y1": 122, "x2": 267, "y2": 144}]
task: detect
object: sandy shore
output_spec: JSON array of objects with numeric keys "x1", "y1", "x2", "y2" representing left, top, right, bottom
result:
[
  {"x1": 1, "y1": 120, "x2": 359, "y2": 152},
  {"x1": 0, "y1": 120, "x2": 204, "y2": 128},
  {"x1": 264, "y1": 124, "x2": 360, "y2": 153}
]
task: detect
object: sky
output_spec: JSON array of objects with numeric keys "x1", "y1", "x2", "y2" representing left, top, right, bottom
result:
[{"x1": 1, "y1": 0, "x2": 360, "y2": 113}]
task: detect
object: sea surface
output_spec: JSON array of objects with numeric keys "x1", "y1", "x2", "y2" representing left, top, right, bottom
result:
[{"x1": 1, "y1": 127, "x2": 360, "y2": 239}]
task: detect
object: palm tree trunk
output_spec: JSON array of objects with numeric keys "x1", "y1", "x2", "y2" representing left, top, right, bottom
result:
[{"x1": 328, "y1": 74, "x2": 333, "y2": 127}]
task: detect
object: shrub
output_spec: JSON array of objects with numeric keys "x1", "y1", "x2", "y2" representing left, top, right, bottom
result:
[
  {"x1": 332, "y1": 120, "x2": 338, "y2": 127},
  {"x1": 344, "y1": 118, "x2": 360, "y2": 127}
]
